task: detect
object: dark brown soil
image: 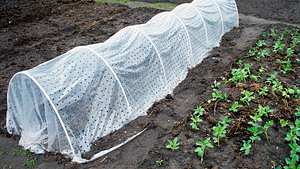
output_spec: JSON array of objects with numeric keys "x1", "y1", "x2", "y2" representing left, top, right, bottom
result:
[
  {"x1": 0, "y1": 0, "x2": 299, "y2": 169},
  {"x1": 136, "y1": 0, "x2": 300, "y2": 24}
]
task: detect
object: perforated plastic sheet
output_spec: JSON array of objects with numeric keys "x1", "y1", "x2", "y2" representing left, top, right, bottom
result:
[{"x1": 6, "y1": 0, "x2": 238, "y2": 163}]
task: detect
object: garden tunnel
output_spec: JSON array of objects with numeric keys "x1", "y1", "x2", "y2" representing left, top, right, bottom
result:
[{"x1": 6, "y1": 0, "x2": 239, "y2": 163}]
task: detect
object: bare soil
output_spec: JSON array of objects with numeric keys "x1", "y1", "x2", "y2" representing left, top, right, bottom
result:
[
  {"x1": 136, "y1": 0, "x2": 300, "y2": 24},
  {"x1": 0, "y1": 0, "x2": 299, "y2": 169}
]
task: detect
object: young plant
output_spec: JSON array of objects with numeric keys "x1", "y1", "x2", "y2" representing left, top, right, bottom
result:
[
  {"x1": 240, "y1": 140, "x2": 252, "y2": 155},
  {"x1": 273, "y1": 40, "x2": 285, "y2": 53},
  {"x1": 24, "y1": 159, "x2": 37, "y2": 169},
  {"x1": 286, "y1": 48, "x2": 294, "y2": 58},
  {"x1": 259, "y1": 86, "x2": 269, "y2": 96},
  {"x1": 166, "y1": 137, "x2": 180, "y2": 151},
  {"x1": 212, "y1": 116, "x2": 231, "y2": 146},
  {"x1": 279, "y1": 58, "x2": 293, "y2": 74},
  {"x1": 195, "y1": 138, "x2": 214, "y2": 163},
  {"x1": 190, "y1": 106, "x2": 205, "y2": 130},
  {"x1": 263, "y1": 120, "x2": 274, "y2": 141},
  {"x1": 256, "y1": 48, "x2": 271, "y2": 59},
  {"x1": 229, "y1": 101, "x2": 242, "y2": 113},
  {"x1": 280, "y1": 119, "x2": 289, "y2": 127},
  {"x1": 256, "y1": 40, "x2": 267, "y2": 48},
  {"x1": 211, "y1": 89, "x2": 228, "y2": 102},
  {"x1": 240, "y1": 90, "x2": 255, "y2": 105},
  {"x1": 257, "y1": 105, "x2": 272, "y2": 117},
  {"x1": 155, "y1": 159, "x2": 164, "y2": 167},
  {"x1": 229, "y1": 64, "x2": 252, "y2": 84}
]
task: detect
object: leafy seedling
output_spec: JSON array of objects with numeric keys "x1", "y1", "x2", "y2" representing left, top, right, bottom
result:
[
  {"x1": 240, "y1": 140, "x2": 252, "y2": 155},
  {"x1": 273, "y1": 40, "x2": 285, "y2": 53},
  {"x1": 229, "y1": 101, "x2": 242, "y2": 113},
  {"x1": 259, "y1": 86, "x2": 269, "y2": 96},
  {"x1": 256, "y1": 48, "x2": 271, "y2": 59},
  {"x1": 286, "y1": 48, "x2": 294, "y2": 58},
  {"x1": 212, "y1": 116, "x2": 231, "y2": 146},
  {"x1": 155, "y1": 159, "x2": 164, "y2": 167},
  {"x1": 263, "y1": 120, "x2": 274, "y2": 141},
  {"x1": 240, "y1": 90, "x2": 255, "y2": 105},
  {"x1": 256, "y1": 40, "x2": 267, "y2": 48},
  {"x1": 257, "y1": 105, "x2": 272, "y2": 117},
  {"x1": 279, "y1": 58, "x2": 293, "y2": 74},
  {"x1": 24, "y1": 159, "x2": 37, "y2": 169},
  {"x1": 195, "y1": 138, "x2": 214, "y2": 163},
  {"x1": 190, "y1": 105, "x2": 205, "y2": 130},
  {"x1": 166, "y1": 137, "x2": 180, "y2": 151},
  {"x1": 280, "y1": 119, "x2": 289, "y2": 127},
  {"x1": 211, "y1": 89, "x2": 228, "y2": 102}
]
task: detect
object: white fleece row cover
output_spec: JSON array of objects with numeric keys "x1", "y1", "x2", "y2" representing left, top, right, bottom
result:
[{"x1": 6, "y1": 0, "x2": 238, "y2": 163}]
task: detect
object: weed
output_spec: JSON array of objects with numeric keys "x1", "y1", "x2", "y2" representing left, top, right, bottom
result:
[
  {"x1": 240, "y1": 90, "x2": 255, "y2": 105},
  {"x1": 195, "y1": 138, "x2": 214, "y2": 163},
  {"x1": 166, "y1": 137, "x2": 180, "y2": 151},
  {"x1": 212, "y1": 116, "x2": 231, "y2": 146},
  {"x1": 229, "y1": 101, "x2": 242, "y2": 113}
]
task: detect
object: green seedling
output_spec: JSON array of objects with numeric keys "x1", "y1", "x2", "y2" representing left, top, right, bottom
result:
[
  {"x1": 240, "y1": 90, "x2": 255, "y2": 105},
  {"x1": 295, "y1": 107, "x2": 300, "y2": 117},
  {"x1": 248, "y1": 47, "x2": 257, "y2": 57},
  {"x1": 250, "y1": 75, "x2": 259, "y2": 81},
  {"x1": 280, "y1": 119, "x2": 289, "y2": 127},
  {"x1": 284, "y1": 117, "x2": 300, "y2": 169},
  {"x1": 24, "y1": 159, "x2": 37, "y2": 169},
  {"x1": 190, "y1": 106, "x2": 205, "y2": 130},
  {"x1": 273, "y1": 40, "x2": 285, "y2": 53},
  {"x1": 259, "y1": 86, "x2": 269, "y2": 96},
  {"x1": 166, "y1": 137, "x2": 180, "y2": 151},
  {"x1": 195, "y1": 137, "x2": 214, "y2": 163},
  {"x1": 194, "y1": 105, "x2": 205, "y2": 116},
  {"x1": 257, "y1": 105, "x2": 272, "y2": 117},
  {"x1": 211, "y1": 80, "x2": 221, "y2": 89},
  {"x1": 279, "y1": 58, "x2": 293, "y2": 74},
  {"x1": 257, "y1": 66, "x2": 265, "y2": 79},
  {"x1": 229, "y1": 101, "x2": 242, "y2": 113},
  {"x1": 229, "y1": 64, "x2": 252, "y2": 84},
  {"x1": 190, "y1": 115, "x2": 202, "y2": 130},
  {"x1": 270, "y1": 28, "x2": 278, "y2": 39},
  {"x1": 263, "y1": 120, "x2": 274, "y2": 141},
  {"x1": 155, "y1": 159, "x2": 164, "y2": 167},
  {"x1": 240, "y1": 140, "x2": 252, "y2": 155},
  {"x1": 256, "y1": 40, "x2": 267, "y2": 48},
  {"x1": 248, "y1": 122, "x2": 263, "y2": 142},
  {"x1": 257, "y1": 48, "x2": 271, "y2": 59},
  {"x1": 286, "y1": 48, "x2": 294, "y2": 58},
  {"x1": 211, "y1": 89, "x2": 228, "y2": 102},
  {"x1": 212, "y1": 116, "x2": 231, "y2": 146}
]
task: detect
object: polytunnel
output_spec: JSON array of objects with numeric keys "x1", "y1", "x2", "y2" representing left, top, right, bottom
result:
[{"x1": 6, "y1": 0, "x2": 239, "y2": 163}]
